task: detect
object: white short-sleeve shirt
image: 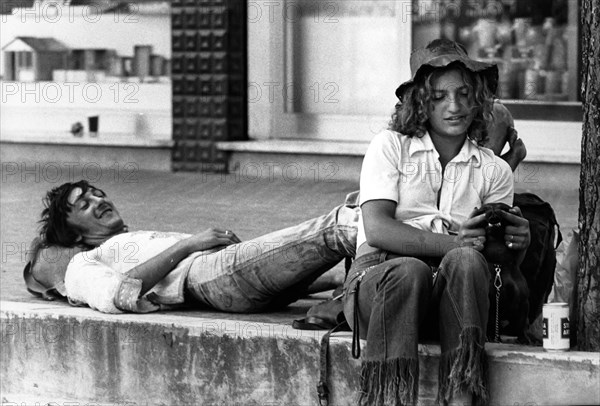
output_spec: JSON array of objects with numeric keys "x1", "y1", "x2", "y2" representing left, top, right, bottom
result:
[
  {"x1": 65, "y1": 231, "x2": 200, "y2": 313},
  {"x1": 357, "y1": 130, "x2": 514, "y2": 248}
]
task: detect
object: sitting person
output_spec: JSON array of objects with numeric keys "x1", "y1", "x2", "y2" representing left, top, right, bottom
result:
[
  {"x1": 26, "y1": 180, "x2": 358, "y2": 314},
  {"x1": 342, "y1": 39, "x2": 531, "y2": 406}
]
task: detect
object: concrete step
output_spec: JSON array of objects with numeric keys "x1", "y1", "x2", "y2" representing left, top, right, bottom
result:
[{"x1": 2, "y1": 300, "x2": 598, "y2": 406}]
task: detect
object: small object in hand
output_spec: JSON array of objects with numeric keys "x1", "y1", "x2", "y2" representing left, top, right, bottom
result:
[
  {"x1": 474, "y1": 202, "x2": 513, "y2": 262},
  {"x1": 70, "y1": 122, "x2": 84, "y2": 137}
]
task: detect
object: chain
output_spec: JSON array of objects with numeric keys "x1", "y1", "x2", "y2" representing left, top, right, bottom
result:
[{"x1": 493, "y1": 264, "x2": 503, "y2": 343}]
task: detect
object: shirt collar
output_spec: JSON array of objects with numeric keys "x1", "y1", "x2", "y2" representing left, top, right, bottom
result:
[
  {"x1": 409, "y1": 132, "x2": 481, "y2": 166},
  {"x1": 408, "y1": 132, "x2": 435, "y2": 156},
  {"x1": 456, "y1": 137, "x2": 482, "y2": 166}
]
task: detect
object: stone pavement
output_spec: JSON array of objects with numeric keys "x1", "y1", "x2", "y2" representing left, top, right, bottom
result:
[{"x1": 1, "y1": 165, "x2": 579, "y2": 302}]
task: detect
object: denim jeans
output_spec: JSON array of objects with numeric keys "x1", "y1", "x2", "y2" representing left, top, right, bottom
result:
[
  {"x1": 343, "y1": 247, "x2": 490, "y2": 406},
  {"x1": 185, "y1": 204, "x2": 358, "y2": 313}
]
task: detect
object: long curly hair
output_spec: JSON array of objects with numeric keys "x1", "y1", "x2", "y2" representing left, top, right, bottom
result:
[
  {"x1": 39, "y1": 180, "x2": 98, "y2": 247},
  {"x1": 390, "y1": 62, "x2": 494, "y2": 145}
]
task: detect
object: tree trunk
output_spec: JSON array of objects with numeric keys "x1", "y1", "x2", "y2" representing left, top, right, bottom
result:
[{"x1": 577, "y1": 0, "x2": 600, "y2": 351}]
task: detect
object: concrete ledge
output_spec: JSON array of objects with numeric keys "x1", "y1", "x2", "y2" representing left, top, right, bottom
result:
[
  {"x1": 0, "y1": 137, "x2": 173, "y2": 172},
  {"x1": 2, "y1": 301, "x2": 599, "y2": 405},
  {"x1": 0, "y1": 132, "x2": 173, "y2": 148},
  {"x1": 218, "y1": 141, "x2": 581, "y2": 191},
  {"x1": 218, "y1": 140, "x2": 369, "y2": 156},
  {"x1": 217, "y1": 139, "x2": 582, "y2": 164}
]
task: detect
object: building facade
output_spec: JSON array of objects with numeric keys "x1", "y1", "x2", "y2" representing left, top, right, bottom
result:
[{"x1": 0, "y1": 0, "x2": 583, "y2": 172}]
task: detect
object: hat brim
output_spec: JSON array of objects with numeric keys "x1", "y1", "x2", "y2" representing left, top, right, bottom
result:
[{"x1": 395, "y1": 57, "x2": 498, "y2": 101}]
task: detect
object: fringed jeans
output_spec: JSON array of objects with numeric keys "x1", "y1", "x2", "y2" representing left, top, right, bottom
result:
[{"x1": 343, "y1": 247, "x2": 490, "y2": 406}]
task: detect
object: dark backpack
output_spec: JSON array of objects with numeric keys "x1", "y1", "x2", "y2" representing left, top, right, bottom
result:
[
  {"x1": 477, "y1": 193, "x2": 563, "y2": 340},
  {"x1": 514, "y1": 192, "x2": 563, "y2": 324}
]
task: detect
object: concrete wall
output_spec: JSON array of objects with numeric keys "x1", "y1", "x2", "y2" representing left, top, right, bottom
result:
[
  {"x1": 2, "y1": 302, "x2": 599, "y2": 405},
  {"x1": 0, "y1": 141, "x2": 172, "y2": 172}
]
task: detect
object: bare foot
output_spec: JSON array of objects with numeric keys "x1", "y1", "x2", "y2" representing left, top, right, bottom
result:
[
  {"x1": 306, "y1": 267, "x2": 345, "y2": 294},
  {"x1": 500, "y1": 128, "x2": 527, "y2": 171},
  {"x1": 484, "y1": 102, "x2": 514, "y2": 156}
]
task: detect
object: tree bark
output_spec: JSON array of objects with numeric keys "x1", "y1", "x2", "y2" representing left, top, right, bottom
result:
[{"x1": 577, "y1": 0, "x2": 600, "y2": 351}]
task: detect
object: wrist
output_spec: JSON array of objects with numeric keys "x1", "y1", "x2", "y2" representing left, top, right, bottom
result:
[
  {"x1": 443, "y1": 235, "x2": 461, "y2": 255},
  {"x1": 177, "y1": 238, "x2": 195, "y2": 256}
]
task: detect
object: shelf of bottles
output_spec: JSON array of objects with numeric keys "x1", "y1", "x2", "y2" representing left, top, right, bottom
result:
[
  {"x1": 171, "y1": 0, "x2": 247, "y2": 172},
  {"x1": 412, "y1": 0, "x2": 578, "y2": 103}
]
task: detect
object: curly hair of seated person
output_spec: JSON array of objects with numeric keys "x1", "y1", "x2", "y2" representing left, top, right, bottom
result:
[{"x1": 389, "y1": 63, "x2": 495, "y2": 145}]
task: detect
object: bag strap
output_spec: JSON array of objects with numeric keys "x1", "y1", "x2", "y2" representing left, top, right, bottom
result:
[
  {"x1": 317, "y1": 320, "x2": 350, "y2": 406},
  {"x1": 315, "y1": 255, "x2": 356, "y2": 405},
  {"x1": 351, "y1": 268, "x2": 368, "y2": 359},
  {"x1": 344, "y1": 256, "x2": 352, "y2": 274}
]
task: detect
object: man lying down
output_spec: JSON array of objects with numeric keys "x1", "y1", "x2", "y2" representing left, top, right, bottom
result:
[{"x1": 24, "y1": 180, "x2": 359, "y2": 314}]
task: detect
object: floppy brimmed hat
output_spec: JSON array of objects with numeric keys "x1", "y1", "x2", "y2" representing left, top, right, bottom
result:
[{"x1": 395, "y1": 39, "x2": 498, "y2": 101}]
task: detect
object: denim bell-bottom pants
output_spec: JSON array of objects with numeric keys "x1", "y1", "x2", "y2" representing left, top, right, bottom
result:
[
  {"x1": 185, "y1": 204, "x2": 358, "y2": 312},
  {"x1": 343, "y1": 247, "x2": 490, "y2": 406}
]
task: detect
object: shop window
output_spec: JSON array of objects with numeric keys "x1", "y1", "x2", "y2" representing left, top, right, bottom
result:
[
  {"x1": 270, "y1": 0, "x2": 412, "y2": 142},
  {"x1": 412, "y1": 0, "x2": 581, "y2": 121},
  {"x1": 262, "y1": 0, "x2": 580, "y2": 143},
  {"x1": 288, "y1": 0, "x2": 410, "y2": 116}
]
